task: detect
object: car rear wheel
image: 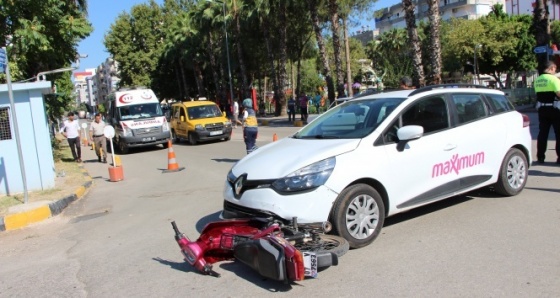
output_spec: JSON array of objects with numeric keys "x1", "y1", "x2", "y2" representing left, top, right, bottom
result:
[
  {"x1": 330, "y1": 184, "x2": 385, "y2": 249},
  {"x1": 494, "y1": 148, "x2": 528, "y2": 196}
]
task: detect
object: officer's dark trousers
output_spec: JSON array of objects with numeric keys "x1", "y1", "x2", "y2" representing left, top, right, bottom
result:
[{"x1": 536, "y1": 106, "x2": 560, "y2": 162}]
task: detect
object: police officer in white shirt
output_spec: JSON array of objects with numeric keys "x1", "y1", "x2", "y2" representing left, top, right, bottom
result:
[{"x1": 60, "y1": 112, "x2": 82, "y2": 162}]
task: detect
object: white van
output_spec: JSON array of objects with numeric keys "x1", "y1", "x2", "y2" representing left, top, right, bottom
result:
[{"x1": 105, "y1": 88, "x2": 171, "y2": 153}]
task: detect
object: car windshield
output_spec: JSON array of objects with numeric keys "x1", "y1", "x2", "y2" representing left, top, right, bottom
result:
[
  {"x1": 187, "y1": 104, "x2": 223, "y2": 120},
  {"x1": 119, "y1": 103, "x2": 163, "y2": 120},
  {"x1": 294, "y1": 97, "x2": 405, "y2": 139}
]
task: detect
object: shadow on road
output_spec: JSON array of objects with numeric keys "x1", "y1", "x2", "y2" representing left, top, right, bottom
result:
[
  {"x1": 384, "y1": 194, "x2": 474, "y2": 228},
  {"x1": 218, "y1": 262, "x2": 294, "y2": 292},
  {"x1": 152, "y1": 257, "x2": 198, "y2": 274},
  {"x1": 211, "y1": 158, "x2": 239, "y2": 163},
  {"x1": 195, "y1": 211, "x2": 222, "y2": 233}
]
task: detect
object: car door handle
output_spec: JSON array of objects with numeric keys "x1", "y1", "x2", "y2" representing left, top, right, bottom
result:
[{"x1": 443, "y1": 144, "x2": 457, "y2": 151}]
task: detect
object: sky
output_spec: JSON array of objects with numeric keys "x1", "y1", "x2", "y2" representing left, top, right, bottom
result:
[{"x1": 76, "y1": 0, "x2": 401, "y2": 72}]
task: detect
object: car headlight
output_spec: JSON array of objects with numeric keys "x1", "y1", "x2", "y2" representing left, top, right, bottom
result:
[
  {"x1": 272, "y1": 157, "x2": 336, "y2": 192},
  {"x1": 225, "y1": 120, "x2": 232, "y2": 127},
  {"x1": 122, "y1": 123, "x2": 132, "y2": 137},
  {"x1": 162, "y1": 122, "x2": 170, "y2": 132},
  {"x1": 195, "y1": 124, "x2": 204, "y2": 130}
]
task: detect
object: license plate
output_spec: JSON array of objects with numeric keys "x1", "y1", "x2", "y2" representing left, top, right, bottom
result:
[
  {"x1": 209, "y1": 130, "x2": 222, "y2": 136},
  {"x1": 303, "y1": 251, "x2": 318, "y2": 278},
  {"x1": 142, "y1": 137, "x2": 155, "y2": 142}
]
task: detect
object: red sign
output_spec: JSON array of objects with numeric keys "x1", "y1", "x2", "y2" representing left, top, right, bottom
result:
[{"x1": 119, "y1": 93, "x2": 134, "y2": 104}]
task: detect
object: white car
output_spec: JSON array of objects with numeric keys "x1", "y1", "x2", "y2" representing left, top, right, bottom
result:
[{"x1": 222, "y1": 85, "x2": 532, "y2": 248}]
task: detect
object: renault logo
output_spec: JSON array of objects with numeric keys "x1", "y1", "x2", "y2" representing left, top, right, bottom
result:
[{"x1": 234, "y1": 175, "x2": 246, "y2": 196}]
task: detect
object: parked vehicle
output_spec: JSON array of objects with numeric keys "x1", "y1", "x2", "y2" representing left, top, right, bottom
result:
[
  {"x1": 222, "y1": 84, "x2": 532, "y2": 248},
  {"x1": 170, "y1": 100, "x2": 232, "y2": 145},
  {"x1": 104, "y1": 88, "x2": 171, "y2": 154}
]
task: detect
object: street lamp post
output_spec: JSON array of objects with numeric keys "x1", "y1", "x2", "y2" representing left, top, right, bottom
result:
[
  {"x1": 208, "y1": 0, "x2": 234, "y2": 106},
  {"x1": 474, "y1": 44, "x2": 482, "y2": 85}
]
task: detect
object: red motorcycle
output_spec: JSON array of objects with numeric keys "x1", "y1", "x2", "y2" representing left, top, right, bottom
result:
[{"x1": 171, "y1": 217, "x2": 348, "y2": 282}]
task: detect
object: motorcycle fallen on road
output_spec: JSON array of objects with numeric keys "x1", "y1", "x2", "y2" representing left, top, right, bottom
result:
[{"x1": 171, "y1": 217, "x2": 348, "y2": 282}]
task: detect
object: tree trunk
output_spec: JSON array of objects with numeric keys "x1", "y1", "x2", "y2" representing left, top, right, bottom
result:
[
  {"x1": 193, "y1": 62, "x2": 204, "y2": 98},
  {"x1": 426, "y1": 0, "x2": 442, "y2": 85},
  {"x1": 232, "y1": 0, "x2": 249, "y2": 97},
  {"x1": 179, "y1": 58, "x2": 189, "y2": 98},
  {"x1": 207, "y1": 31, "x2": 223, "y2": 104},
  {"x1": 329, "y1": 0, "x2": 345, "y2": 97},
  {"x1": 402, "y1": 0, "x2": 425, "y2": 87},
  {"x1": 533, "y1": 0, "x2": 550, "y2": 74},
  {"x1": 309, "y1": 0, "x2": 335, "y2": 106},
  {"x1": 275, "y1": 0, "x2": 288, "y2": 116},
  {"x1": 343, "y1": 17, "x2": 353, "y2": 97},
  {"x1": 174, "y1": 64, "x2": 183, "y2": 100}
]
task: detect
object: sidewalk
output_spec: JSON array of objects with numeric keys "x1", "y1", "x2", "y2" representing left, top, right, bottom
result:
[{"x1": 0, "y1": 152, "x2": 94, "y2": 233}]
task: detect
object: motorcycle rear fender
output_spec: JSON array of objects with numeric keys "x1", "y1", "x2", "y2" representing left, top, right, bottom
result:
[{"x1": 234, "y1": 238, "x2": 287, "y2": 281}]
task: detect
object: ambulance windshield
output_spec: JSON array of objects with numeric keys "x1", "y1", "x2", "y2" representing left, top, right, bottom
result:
[{"x1": 119, "y1": 103, "x2": 163, "y2": 120}]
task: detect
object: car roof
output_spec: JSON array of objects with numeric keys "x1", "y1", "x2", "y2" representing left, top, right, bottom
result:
[{"x1": 172, "y1": 100, "x2": 218, "y2": 107}]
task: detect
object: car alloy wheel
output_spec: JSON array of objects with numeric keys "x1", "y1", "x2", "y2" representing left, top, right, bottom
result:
[{"x1": 331, "y1": 184, "x2": 385, "y2": 248}]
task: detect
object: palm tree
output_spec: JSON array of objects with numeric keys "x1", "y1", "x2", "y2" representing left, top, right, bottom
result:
[
  {"x1": 308, "y1": 0, "x2": 336, "y2": 106},
  {"x1": 533, "y1": 0, "x2": 551, "y2": 74},
  {"x1": 402, "y1": 0, "x2": 425, "y2": 87},
  {"x1": 425, "y1": 0, "x2": 442, "y2": 85},
  {"x1": 328, "y1": 0, "x2": 346, "y2": 98}
]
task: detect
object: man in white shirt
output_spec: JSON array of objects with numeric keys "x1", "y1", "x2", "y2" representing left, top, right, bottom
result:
[
  {"x1": 60, "y1": 112, "x2": 82, "y2": 162},
  {"x1": 233, "y1": 100, "x2": 239, "y2": 128}
]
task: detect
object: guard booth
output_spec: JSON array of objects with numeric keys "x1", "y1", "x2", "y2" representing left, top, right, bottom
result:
[{"x1": 0, "y1": 81, "x2": 55, "y2": 195}]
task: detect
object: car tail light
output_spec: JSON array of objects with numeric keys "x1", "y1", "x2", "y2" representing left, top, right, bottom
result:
[{"x1": 522, "y1": 114, "x2": 530, "y2": 127}]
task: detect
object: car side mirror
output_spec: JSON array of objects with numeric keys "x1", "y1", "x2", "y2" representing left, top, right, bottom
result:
[
  {"x1": 181, "y1": 116, "x2": 185, "y2": 122},
  {"x1": 396, "y1": 125, "x2": 424, "y2": 152}
]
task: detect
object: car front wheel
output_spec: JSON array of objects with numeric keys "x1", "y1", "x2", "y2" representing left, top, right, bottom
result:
[
  {"x1": 494, "y1": 148, "x2": 528, "y2": 196},
  {"x1": 330, "y1": 184, "x2": 385, "y2": 249}
]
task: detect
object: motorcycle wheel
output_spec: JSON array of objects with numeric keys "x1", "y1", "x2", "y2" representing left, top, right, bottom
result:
[{"x1": 293, "y1": 234, "x2": 349, "y2": 258}]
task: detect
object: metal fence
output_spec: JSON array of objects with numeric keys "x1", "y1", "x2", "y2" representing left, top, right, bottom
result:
[{"x1": 501, "y1": 88, "x2": 535, "y2": 106}]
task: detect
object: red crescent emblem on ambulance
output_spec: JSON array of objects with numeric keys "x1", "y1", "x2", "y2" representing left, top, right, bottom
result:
[{"x1": 119, "y1": 93, "x2": 134, "y2": 104}]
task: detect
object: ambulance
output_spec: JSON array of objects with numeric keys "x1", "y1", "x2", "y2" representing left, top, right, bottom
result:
[{"x1": 105, "y1": 88, "x2": 171, "y2": 154}]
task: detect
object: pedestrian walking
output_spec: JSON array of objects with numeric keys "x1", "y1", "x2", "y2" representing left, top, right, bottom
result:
[
  {"x1": 287, "y1": 96, "x2": 296, "y2": 122},
  {"x1": 299, "y1": 93, "x2": 309, "y2": 122},
  {"x1": 534, "y1": 61, "x2": 560, "y2": 164},
  {"x1": 241, "y1": 98, "x2": 258, "y2": 154},
  {"x1": 60, "y1": 112, "x2": 82, "y2": 163},
  {"x1": 89, "y1": 113, "x2": 108, "y2": 163},
  {"x1": 232, "y1": 100, "x2": 239, "y2": 128}
]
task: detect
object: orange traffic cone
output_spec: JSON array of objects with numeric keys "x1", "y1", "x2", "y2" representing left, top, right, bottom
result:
[
  {"x1": 163, "y1": 140, "x2": 185, "y2": 173},
  {"x1": 273, "y1": 133, "x2": 278, "y2": 142}
]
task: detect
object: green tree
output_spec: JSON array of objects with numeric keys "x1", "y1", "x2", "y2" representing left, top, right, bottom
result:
[
  {"x1": 104, "y1": 0, "x2": 165, "y2": 88},
  {"x1": 0, "y1": 0, "x2": 92, "y2": 121}
]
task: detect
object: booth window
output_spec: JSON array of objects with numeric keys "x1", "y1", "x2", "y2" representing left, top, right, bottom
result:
[{"x1": 0, "y1": 107, "x2": 12, "y2": 140}]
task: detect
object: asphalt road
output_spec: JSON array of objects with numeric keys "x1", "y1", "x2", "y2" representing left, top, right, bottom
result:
[{"x1": 1, "y1": 113, "x2": 559, "y2": 297}]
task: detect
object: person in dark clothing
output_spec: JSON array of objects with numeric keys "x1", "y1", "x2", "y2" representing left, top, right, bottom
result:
[{"x1": 533, "y1": 61, "x2": 560, "y2": 164}]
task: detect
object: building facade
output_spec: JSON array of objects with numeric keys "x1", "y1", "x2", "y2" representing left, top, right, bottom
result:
[
  {"x1": 93, "y1": 57, "x2": 120, "y2": 106},
  {"x1": 375, "y1": 0, "x2": 506, "y2": 34},
  {"x1": 505, "y1": 0, "x2": 560, "y2": 20}
]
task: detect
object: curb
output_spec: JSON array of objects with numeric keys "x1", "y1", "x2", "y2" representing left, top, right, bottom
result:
[{"x1": 0, "y1": 165, "x2": 93, "y2": 232}]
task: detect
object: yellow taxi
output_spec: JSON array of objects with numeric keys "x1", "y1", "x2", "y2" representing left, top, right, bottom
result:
[{"x1": 170, "y1": 100, "x2": 232, "y2": 145}]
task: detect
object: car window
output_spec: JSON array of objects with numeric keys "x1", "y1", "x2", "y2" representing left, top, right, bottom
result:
[
  {"x1": 180, "y1": 107, "x2": 186, "y2": 119},
  {"x1": 452, "y1": 94, "x2": 487, "y2": 124},
  {"x1": 295, "y1": 97, "x2": 404, "y2": 139},
  {"x1": 484, "y1": 93, "x2": 513, "y2": 113},
  {"x1": 402, "y1": 96, "x2": 449, "y2": 134}
]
